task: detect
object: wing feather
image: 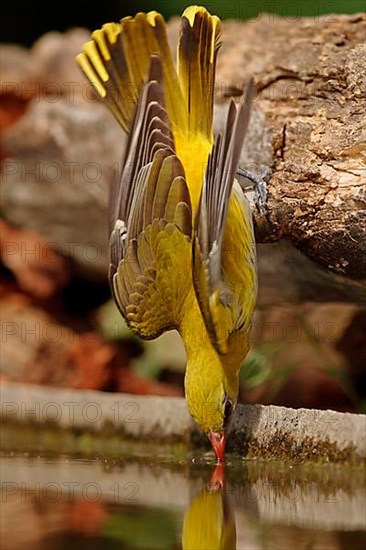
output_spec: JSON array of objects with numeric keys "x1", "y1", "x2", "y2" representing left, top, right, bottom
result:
[
  {"x1": 193, "y1": 80, "x2": 257, "y2": 353},
  {"x1": 108, "y1": 56, "x2": 193, "y2": 337}
]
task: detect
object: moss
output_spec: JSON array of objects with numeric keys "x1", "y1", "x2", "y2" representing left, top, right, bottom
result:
[
  {"x1": 228, "y1": 428, "x2": 364, "y2": 466},
  {"x1": 1, "y1": 420, "x2": 365, "y2": 466},
  {"x1": 0, "y1": 421, "x2": 190, "y2": 461}
]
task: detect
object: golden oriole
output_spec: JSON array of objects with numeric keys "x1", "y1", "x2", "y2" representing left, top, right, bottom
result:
[
  {"x1": 182, "y1": 464, "x2": 235, "y2": 549},
  {"x1": 76, "y1": 5, "x2": 257, "y2": 462}
]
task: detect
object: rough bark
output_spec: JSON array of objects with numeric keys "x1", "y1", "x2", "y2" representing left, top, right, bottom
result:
[{"x1": 214, "y1": 13, "x2": 366, "y2": 284}]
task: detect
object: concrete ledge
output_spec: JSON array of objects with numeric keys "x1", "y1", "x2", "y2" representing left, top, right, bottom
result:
[
  {"x1": 0, "y1": 382, "x2": 193, "y2": 439},
  {"x1": 231, "y1": 404, "x2": 366, "y2": 463},
  {"x1": 1, "y1": 382, "x2": 365, "y2": 464}
]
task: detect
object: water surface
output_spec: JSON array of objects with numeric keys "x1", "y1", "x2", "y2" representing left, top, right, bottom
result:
[{"x1": 1, "y1": 449, "x2": 365, "y2": 549}]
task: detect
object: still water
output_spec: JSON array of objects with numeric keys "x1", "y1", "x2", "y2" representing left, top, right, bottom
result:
[{"x1": 1, "y1": 450, "x2": 365, "y2": 549}]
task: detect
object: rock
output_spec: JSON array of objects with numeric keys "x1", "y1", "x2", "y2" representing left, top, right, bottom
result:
[
  {"x1": 1, "y1": 98, "x2": 124, "y2": 279},
  {"x1": 0, "y1": 44, "x2": 39, "y2": 99},
  {"x1": 0, "y1": 283, "x2": 181, "y2": 395},
  {"x1": 0, "y1": 219, "x2": 72, "y2": 298},
  {"x1": 31, "y1": 29, "x2": 93, "y2": 102}
]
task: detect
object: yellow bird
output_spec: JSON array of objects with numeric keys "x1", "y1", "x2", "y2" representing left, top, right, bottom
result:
[
  {"x1": 76, "y1": 5, "x2": 257, "y2": 462},
  {"x1": 182, "y1": 465, "x2": 236, "y2": 549}
]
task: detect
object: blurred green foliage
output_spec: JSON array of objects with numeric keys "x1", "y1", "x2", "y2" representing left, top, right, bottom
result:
[
  {"x1": 104, "y1": 507, "x2": 179, "y2": 548},
  {"x1": 4, "y1": 0, "x2": 362, "y2": 46},
  {"x1": 240, "y1": 314, "x2": 366, "y2": 414},
  {"x1": 134, "y1": 0, "x2": 364, "y2": 19}
]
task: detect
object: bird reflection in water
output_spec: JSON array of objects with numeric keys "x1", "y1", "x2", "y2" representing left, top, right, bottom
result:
[{"x1": 182, "y1": 464, "x2": 236, "y2": 549}]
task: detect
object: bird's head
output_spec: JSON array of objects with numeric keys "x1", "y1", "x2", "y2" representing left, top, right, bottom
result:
[{"x1": 185, "y1": 366, "x2": 238, "y2": 462}]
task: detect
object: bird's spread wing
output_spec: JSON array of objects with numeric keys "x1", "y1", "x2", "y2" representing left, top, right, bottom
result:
[
  {"x1": 193, "y1": 81, "x2": 257, "y2": 354},
  {"x1": 109, "y1": 57, "x2": 192, "y2": 338}
]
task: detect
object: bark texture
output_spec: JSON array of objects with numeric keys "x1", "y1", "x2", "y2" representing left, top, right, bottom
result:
[{"x1": 214, "y1": 13, "x2": 366, "y2": 283}]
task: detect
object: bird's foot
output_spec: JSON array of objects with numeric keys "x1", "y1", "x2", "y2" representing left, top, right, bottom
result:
[{"x1": 237, "y1": 166, "x2": 270, "y2": 216}]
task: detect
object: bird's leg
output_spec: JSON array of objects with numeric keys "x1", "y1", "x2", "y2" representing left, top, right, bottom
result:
[{"x1": 237, "y1": 166, "x2": 270, "y2": 216}]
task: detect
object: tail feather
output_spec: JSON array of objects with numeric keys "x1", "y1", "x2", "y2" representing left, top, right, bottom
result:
[
  {"x1": 76, "y1": 13, "x2": 186, "y2": 133},
  {"x1": 177, "y1": 6, "x2": 221, "y2": 139},
  {"x1": 77, "y1": 6, "x2": 221, "y2": 141}
]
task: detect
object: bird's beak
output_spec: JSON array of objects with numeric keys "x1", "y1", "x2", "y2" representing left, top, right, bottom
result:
[
  {"x1": 208, "y1": 431, "x2": 226, "y2": 463},
  {"x1": 207, "y1": 463, "x2": 226, "y2": 491}
]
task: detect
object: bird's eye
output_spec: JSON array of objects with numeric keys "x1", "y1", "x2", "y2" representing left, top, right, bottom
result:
[{"x1": 223, "y1": 396, "x2": 233, "y2": 428}]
